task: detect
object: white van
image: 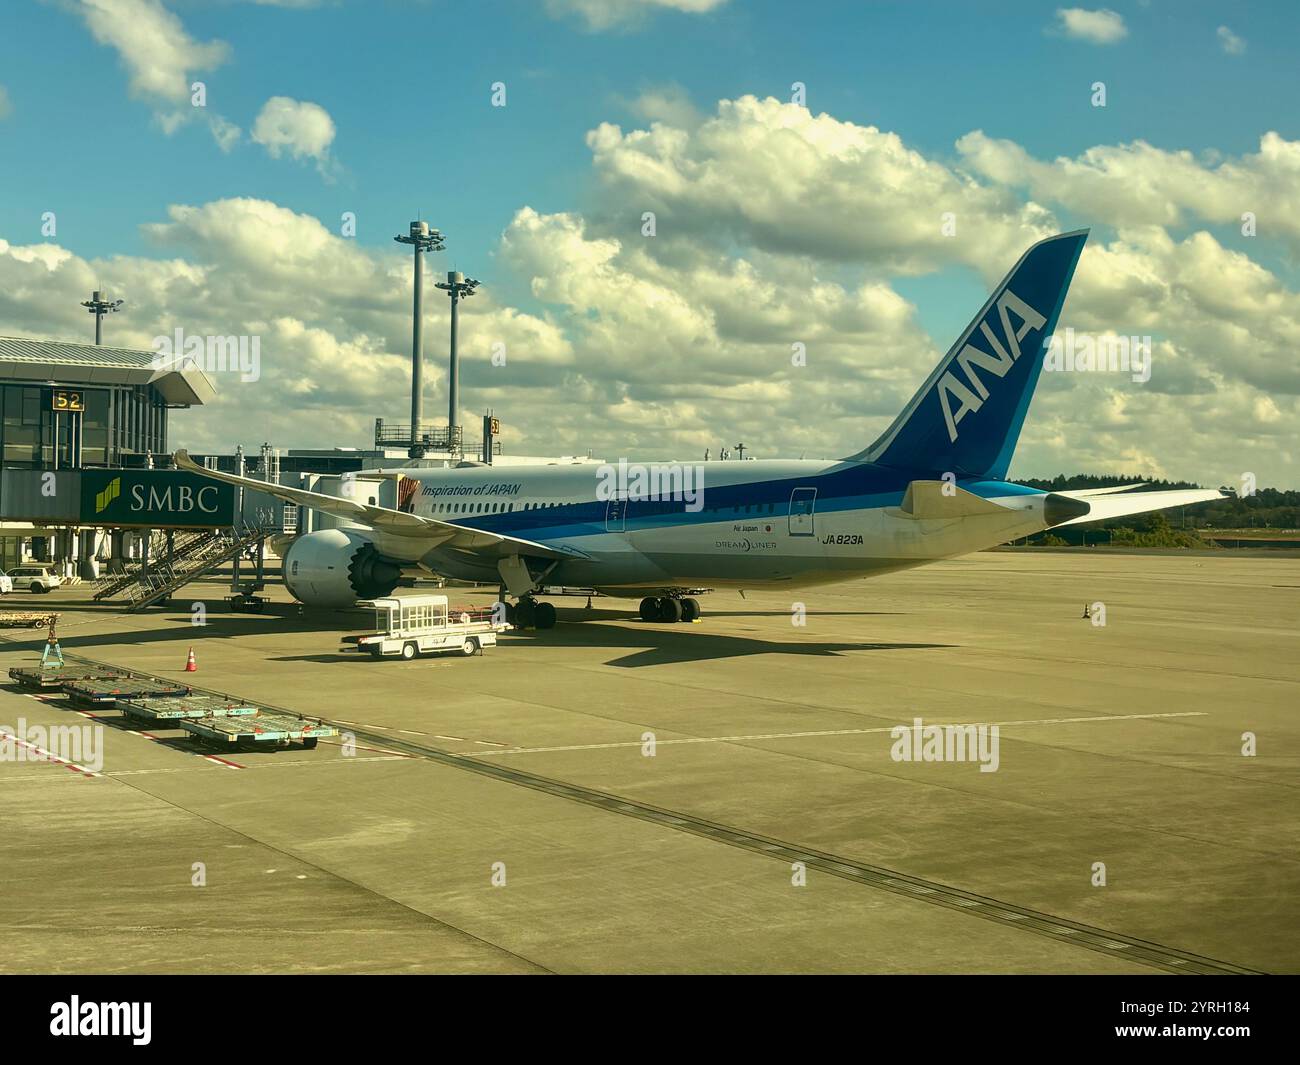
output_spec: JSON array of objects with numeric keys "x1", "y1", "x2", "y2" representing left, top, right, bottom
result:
[{"x1": 348, "y1": 595, "x2": 505, "y2": 659}]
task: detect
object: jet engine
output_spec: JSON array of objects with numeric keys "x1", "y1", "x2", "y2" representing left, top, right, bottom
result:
[{"x1": 281, "y1": 528, "x2": 403, "y2": 607}]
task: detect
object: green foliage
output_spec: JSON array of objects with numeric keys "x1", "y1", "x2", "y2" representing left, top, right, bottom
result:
[
  {"x1": 1107, "y1": 522, "x2": 1211, "y2": 549},
  {"x1": 1015, "y1": 474, "x2": 1300, "y2": 533}
]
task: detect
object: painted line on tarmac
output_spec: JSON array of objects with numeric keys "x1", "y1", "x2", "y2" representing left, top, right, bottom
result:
[
  {"x1": 319, "y1": 737, "x2": 417, "y2": 757},
  {"x1": 103, "y1": 754, "x2": 410, "y2": 777},
  {"x1": 1, "y1": 732, "x2": 100, "y2": 778},
  {"x1": 19, "y1": 647, "x2": 1251, "y2": 974},
  {"x1": 464, "y1": 711, "x2": 1209, "y2": 758},
  {"x1": 337, "y1": 721, "x2": 1258, "y2": 976}
]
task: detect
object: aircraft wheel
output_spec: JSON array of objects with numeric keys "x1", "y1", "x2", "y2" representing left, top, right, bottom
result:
[
  {"x1": 657, "y1": 597, "x2": 682, "y2": 623},
  {"x1": 514, "y1": 600, "x2": 536, "y2": 629},
  {"x1": 680, "y1": 598, "x2": 700, "y2": 622},
  {"x1": 639, "y1": 597, "x2": 658, "y2": 621},
  {"x1": 534, "y1": 602, "x2": 557, "y2": 630}
]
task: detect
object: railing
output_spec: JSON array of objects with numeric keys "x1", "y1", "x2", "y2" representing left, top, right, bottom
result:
[
  {"x1": 87, "y1": 521, "x2": 267, "y2": 611},
  {"x1": 374, "y1": 421, "x2": 463, "y2": 450},
  {"x1": 372, "y1": 422, "x2": 503, "y2": 457},
  {"x1": 92, "y1": 529, "x2": 216, "y2": 601},
  {"x1": 125, "y1": 523, "x2": 268, "y2": 611}
]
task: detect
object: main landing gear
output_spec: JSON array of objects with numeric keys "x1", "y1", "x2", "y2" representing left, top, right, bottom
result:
[
  {"x1": 506, "y1": 597, "x2": 557, "y2": 631},
  {"x1": 639, "y1": 596, "x2": 700, "y2": 623}
]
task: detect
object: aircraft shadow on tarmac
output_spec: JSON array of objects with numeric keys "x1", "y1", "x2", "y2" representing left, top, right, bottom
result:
[
  {"x1": 271, "y1": 613, "x2": 952, "y2": 668},
  {"x1": 684, "y1": 609, "x2": 903, "y2": 618},
  {"x1": 2, "y1": 603, "x2": 951, "y2": 670},
  {"x1": 517, "y1": 616, "x2": 951, "y2": 667}
]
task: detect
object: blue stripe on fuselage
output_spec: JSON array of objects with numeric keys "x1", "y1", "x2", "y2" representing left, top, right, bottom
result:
[{"x1": 435, "y1": 465, "x2": 1046, "y2": 541}]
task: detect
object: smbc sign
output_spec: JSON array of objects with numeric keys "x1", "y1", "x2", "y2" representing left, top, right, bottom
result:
[{"x1": 80, "y1": 471, "x2": 235, "y2": 527}]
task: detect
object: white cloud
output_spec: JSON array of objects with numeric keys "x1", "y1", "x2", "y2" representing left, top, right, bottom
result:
[
  {"x1": 1055, "y1": 7, "x2": 1128, "y2": 44},
  {"x1": 3, "y1": 94, "x2": 1297, "y2": 486},
  {"x1": 209, "y1": 115, "x2": 241, "y2": 153},
  {"x1": 0, "y1": 199, "x2": 570, "y2": 454},
  {"x1": 624, "y1": 84, "x2": 703, "y2": 131},
  {"x1": 546, "y1": 0, "x2": 728, "y2": 32},
  {"x1": 69, "y1": 0, "x2": 240, "y2": 149},
  {"x1": 1217, "y1": 26, "x2": 1247, "y2": 56},
  {"x1": 585, "y1": 95, "x2": 1051, "y2": 277},
  {"x1": 957, "y1": 129, "x2": 1300, "y2": 249},
  {"x1": 251, "y1": 96, "x2": 336, "y2": 169}
]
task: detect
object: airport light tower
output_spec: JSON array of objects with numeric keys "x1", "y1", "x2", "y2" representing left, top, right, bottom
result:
[
  {"x1": 80, "y1": 290, "x2": 124, "y2": 345},
  {"x1": 435, "y1": 271, "x2": 479, "y2": 450},
  {"x1": 394, "y1": 221, "x2": 445, "y2": 458}
]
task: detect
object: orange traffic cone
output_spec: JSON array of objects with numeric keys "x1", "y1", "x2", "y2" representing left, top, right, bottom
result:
[{"x1": 184, "y1": 647, "x2": 197, "y2": 672}]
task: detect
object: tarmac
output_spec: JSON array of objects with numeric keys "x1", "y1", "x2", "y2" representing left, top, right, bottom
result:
[{"x1": 0, "y1": 549, "x2": 1295, "y2": 974}]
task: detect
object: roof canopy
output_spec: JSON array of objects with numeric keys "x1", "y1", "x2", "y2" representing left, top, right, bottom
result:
[{"x1": 0, "y1": 335, "x2": 216, "y2": 406}]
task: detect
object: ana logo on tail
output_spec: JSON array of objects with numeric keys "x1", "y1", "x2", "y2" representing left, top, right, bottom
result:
[{"x1": 937, "y1": 289, "x2": 1046, "y2": 442}]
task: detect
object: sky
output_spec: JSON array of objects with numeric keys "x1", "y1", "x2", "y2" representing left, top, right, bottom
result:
[{"x1": 0, "y1": 0, "x2": 1296, "y2": 485}]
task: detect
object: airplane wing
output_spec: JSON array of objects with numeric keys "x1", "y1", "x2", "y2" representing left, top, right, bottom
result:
[
  {"x1": 1049, "y1": 486, "x2": 1228, "y2": 528},
  {"x1": 173, "y1": 449, "x2": 576, "y2": 561},
  {"x1": 1058, "y1": 483, "x2": 1148, "y2": 496}
]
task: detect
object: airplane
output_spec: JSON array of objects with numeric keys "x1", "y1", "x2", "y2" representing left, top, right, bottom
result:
[{"x1": 175, "y1": 228, "x2": 1227, "y2": 629}]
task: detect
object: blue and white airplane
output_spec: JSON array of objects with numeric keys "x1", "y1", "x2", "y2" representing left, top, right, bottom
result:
[{"x1": 176, "y1": 229, "x2": 1225, "y2": 628}]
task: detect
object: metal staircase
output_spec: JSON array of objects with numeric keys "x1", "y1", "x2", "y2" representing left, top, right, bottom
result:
[
  {"x1": 92, "y1": 523, "x2": 268, "y2": 612},
  {"x1": 92, "y1": 529, "x2": 216, "y2": 602}
]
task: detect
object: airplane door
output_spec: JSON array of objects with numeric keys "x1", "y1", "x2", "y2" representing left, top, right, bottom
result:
[
  {"x1": 788, "y1": 487, "x2": 816, "y2": 536},
  {"x1": 606, "y1": 494, "x2": 626, "y2": 532}
]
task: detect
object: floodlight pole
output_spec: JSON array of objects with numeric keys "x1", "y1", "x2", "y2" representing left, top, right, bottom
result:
[
  {"x1": 394, "y1": 222, "x2": 445, "y2": 458},
  {"x1": 75, "y1": 289, "x2": 122, "y2": 581},
  {"x1": 435, "y1": 271, "x2": 480, "y2": 453},
  {"x1": 80, "y1": 289, "x2": 123, "y2": 345}
]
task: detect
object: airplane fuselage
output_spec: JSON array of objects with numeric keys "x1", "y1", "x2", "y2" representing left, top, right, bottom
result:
[{"x1": 363, "y1": 459, "x2": 1055, "y2": 596}]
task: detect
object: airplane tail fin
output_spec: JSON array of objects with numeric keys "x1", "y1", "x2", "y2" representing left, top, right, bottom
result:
[{"x1": 852, "y1": 230, "x2": 1088, "y2": 479}]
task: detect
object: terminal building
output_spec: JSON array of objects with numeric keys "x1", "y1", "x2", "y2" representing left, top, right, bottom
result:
[
  {"x1": 0, "y1": 335, "x2": 223, "y2": 581},
  {"x1": 0, "y1": 329, "x2": 599, "y2": 606},
  {"x1": 0, "y1": 335, "x2": 213, "y2": 470}
]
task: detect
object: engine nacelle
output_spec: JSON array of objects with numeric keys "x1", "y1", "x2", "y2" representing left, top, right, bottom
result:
[{"x1": 281, "y1": 529, "x2": 403, "y2": 607}]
